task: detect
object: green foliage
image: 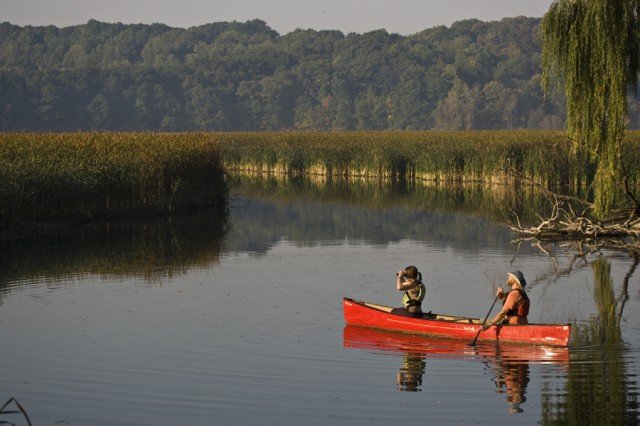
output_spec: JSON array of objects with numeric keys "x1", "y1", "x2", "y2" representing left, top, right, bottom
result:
[
  {"x1": 0, "y1": 133, "x2": 227, "y2": 228},
  {"x1": 0, "y1": 18, "x2": 569, "y2": 132},
  {"x1": 216, "y1": 130, "x2": 580, "y2": 184},
  {"x1": 542, "y1": 0, "x2": 640, "y2": 216},
  {"x1": 6, "y1": 130, "x2": 640, "y2": 231},
  {"x1": 217, "y1": 130, "x2": 640, "y2": 197}
]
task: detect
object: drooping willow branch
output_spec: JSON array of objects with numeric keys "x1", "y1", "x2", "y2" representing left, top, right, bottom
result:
[{"x1": 542, "y1": 0, "x2": 640, "y2": 217}]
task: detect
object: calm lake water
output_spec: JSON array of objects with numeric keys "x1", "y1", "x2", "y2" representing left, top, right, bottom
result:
[{"x1": 1, "y1": 176, "x2": 639, "y2": 425}]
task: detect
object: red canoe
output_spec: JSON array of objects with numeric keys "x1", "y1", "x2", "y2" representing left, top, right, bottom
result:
[{"x1": 343, "y1": 298, "x2": 571, "y2": 347}]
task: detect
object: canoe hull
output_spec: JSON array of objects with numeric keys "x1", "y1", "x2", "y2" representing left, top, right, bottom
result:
[{"x1": 343, "y1": 298, "x2": 571, "y2": 347}]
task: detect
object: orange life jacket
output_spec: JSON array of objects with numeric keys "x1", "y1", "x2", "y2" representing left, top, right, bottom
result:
[{"x1": 505, "y1": 288, "x2": 529, "y2": 317}]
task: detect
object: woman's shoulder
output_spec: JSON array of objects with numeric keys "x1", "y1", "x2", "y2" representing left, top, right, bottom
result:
[{"x1": 507, "y1": 289, "x2": 524, "y2": 301}]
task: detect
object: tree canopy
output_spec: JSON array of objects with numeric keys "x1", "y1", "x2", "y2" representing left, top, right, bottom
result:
[
  {"x1": 0, "y1": 17, "x2": 572, "y2": 132},
  {"x1": 542, "y1": 0, "x2": 640, "y2": 216}
]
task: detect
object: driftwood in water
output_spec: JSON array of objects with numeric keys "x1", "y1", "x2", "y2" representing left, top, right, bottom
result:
[
  {"x1": 511, "y1": 197, "x2": 640, "y2": 240},
  {"x1": 507, "y1": 162, "x2": 640, "y2": 255}
]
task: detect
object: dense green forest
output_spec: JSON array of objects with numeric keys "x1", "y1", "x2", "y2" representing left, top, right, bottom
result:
[{"x1": 3, "y1": 16, "x2": 639, "y2": 131}]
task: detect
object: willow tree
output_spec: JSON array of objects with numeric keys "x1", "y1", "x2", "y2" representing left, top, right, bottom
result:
[{"x1": 542, "y1": 0, "x2": 640, "y2": 217}]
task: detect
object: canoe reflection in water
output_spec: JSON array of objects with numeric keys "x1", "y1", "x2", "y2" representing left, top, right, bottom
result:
[{"x1": 343, "y1": 325, "x2": 569, "y2": 411}]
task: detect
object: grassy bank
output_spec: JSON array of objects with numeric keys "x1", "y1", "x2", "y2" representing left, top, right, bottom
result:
[
  {"x1": 216, "y1": 130, "x2": 640, "y2": 188},
  {"x1": 0, "y1": 133, "x2": 227, "y2": 231}
]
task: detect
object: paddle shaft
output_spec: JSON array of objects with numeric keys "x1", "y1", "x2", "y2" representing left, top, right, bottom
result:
[{"x1": 468, "y1": 293, "x2": 500, "y2": 346}]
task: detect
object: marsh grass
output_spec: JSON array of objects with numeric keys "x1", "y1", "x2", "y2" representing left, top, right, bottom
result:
[
  {"x1": 217, "y1": 131, "x2": 640, "y2": 191},
  {"x1": 5, "y1": 130, "x2": 640, "y2": 232},
  {"x1": 0, "y1": 132, "x2": 227, "y2": 230}
]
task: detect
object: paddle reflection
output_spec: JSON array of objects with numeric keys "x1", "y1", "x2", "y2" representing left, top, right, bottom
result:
[{"x1": 343, "y1": 325, "x2": 568, "y2": 410}]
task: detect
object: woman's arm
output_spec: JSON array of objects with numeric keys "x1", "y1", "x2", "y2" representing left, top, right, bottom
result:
[
  {"x1": 396, "y1": 270, "x2": 417, "y2": 291},
  {"x1": 484, "y1": 308, "x2": 508, "y2": 330},
  {"x1": 397, "y1": 280, "x2": 417, "y2": 291},
  {"x1": 483, "y1": 291, "x2": 518, "y2": 330}
]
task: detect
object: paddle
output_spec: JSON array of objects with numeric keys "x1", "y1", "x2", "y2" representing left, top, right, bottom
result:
[{"x1": 468, "y1": 293, "x2": 500, "y2": 346}]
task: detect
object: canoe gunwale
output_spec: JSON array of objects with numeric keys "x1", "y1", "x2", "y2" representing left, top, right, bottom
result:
[{"x1": 347, "y1": 298, "x2": 570, "y2": 328}]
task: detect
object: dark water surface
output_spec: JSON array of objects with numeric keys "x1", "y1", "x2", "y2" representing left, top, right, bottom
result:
[{"x1": 1, "y1": 177, "x2": 639, "y2": 425}]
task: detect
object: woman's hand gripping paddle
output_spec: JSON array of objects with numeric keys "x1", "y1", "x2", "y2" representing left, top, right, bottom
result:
[{"x1": 468, "y1": 294, "x2": 500, "y2": 346}]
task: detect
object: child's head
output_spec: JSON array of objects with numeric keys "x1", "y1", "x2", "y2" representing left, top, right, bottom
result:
[{"x1": 404, "y1": 265, "x2": 419, "y2": 280}]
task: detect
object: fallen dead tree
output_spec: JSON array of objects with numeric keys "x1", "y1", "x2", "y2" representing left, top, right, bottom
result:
[
  {"x1": 510, "y1": 203, "x2": 640, "y2": 254},
  {"x1": 506, "y1": 163, "x2": 640, "y2": 252},
  {"x1": 511, "y1": 196, "x2": 640, "y2": 239}
]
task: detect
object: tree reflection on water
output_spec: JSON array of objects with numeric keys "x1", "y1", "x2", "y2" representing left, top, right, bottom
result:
[
  {"x1": 0, "y1": 207, "x2": 228, "y2": 300},
  {"x1": 541, "y1": 257, "x2": 639, "y2": 424}
]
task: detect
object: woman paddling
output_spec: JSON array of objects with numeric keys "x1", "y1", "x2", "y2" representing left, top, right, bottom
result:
[
  {"x1": 391, "y1": 265, "x2": 426, "y2": 318},
  {"x1": 483, "y1": 270, "x2": 529, "y2": 329}
]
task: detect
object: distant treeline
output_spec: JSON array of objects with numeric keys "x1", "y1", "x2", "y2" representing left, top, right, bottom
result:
[
  {"x1": 0, "y1": 17, "x2": 573, "y2": 131},
  {"x1": 4, "y1": 17, "x2": 640, "y2": 132}
]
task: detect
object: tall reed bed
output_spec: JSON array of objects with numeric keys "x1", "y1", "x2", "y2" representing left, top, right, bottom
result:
[
  {"x1": 0, "y1": 133, "x2": 227, "y2": 230},
  {"x1": 216, "y1": 130, "x2": 640, "y2": 188}
]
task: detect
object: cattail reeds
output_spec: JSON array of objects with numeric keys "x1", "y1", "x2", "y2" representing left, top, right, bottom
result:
[
  {"x1": 217, "y1": 130, "x2": 640, "y2": 197},
  {"x1": 0, "y1": 132, "x2": 227, "y2": 230}
]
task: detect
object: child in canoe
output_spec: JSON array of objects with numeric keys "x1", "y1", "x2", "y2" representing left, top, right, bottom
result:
[{"x1": 391, "y1": 265, "x2": 426, "y2": 318}]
